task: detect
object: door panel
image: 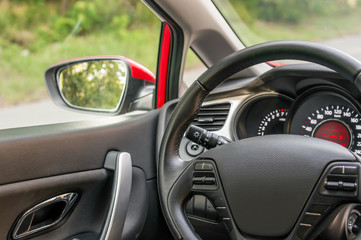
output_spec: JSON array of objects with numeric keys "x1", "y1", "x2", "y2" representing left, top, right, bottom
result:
[
  {"x1": 1, "y1": 169, "x2": 110, "y2": 240},
  {"x1": 0, "y1": 110, "x2": 169, "y2": 239},
  {"x1": 0, "y1": 110, "x2": 159, "y2": 185}
]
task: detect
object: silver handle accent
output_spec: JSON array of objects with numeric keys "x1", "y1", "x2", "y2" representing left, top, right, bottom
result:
[
  {"x1": 13, "y1": 192, "x2": 78, "y2": 239},
  {"x1": 100, "y1": 151, "x2": 132, "y2": 240}
]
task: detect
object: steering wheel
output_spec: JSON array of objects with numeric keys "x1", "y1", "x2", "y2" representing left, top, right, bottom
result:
[{"x1": 158, "y1": 41, "x2": 361, "y2": 240}]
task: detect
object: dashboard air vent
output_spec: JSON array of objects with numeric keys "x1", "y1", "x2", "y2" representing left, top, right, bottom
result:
[{"x1": 192, "y1": 103, "x2": 231, "y2": 131}]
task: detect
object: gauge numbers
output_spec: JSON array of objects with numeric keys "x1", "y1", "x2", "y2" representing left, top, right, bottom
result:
[
  {"x1": 301, "y1": 105, "x2": 361, "y2": 154},
  {"x1": 234, "y1": 94, "x2": 292, "y2": 139},
  {"x1": 258, "y1": 109, "x2": 289, "y2": 136}
]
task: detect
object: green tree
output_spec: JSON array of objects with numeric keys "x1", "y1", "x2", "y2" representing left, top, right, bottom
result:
[{"x1": 59, "y1": 60, "x2": 126, "y2": 110}]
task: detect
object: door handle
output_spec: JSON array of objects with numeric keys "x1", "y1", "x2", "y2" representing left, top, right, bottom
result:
[
  {"x1": 13, "y1": 192, "x2": 78, "y2": 239},
  {"x1": 99, "y1": 151, "x2": 132, "y2": 240}
]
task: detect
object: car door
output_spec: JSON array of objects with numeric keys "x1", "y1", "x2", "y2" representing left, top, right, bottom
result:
[
  {"x1": 0, "y1": 108, "x2": 164, "y2": 240},
  {"x1": 0, "y1": 6, "x2": 174, "y2": 240}
]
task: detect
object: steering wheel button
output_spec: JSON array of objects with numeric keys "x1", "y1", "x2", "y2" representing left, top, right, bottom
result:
[
  {"x1": 194, "y1": 163, "x2": 204, "y2": 171},
  {"x1": 193, "y1": 177, "x2": 204, "y2": 184},
  {"x1": 204, "y1": 177, "x2": 216, "y2": 185},
  {"x1": 324, "y1": 181, "x2": 339, "y2": 190},
  {"x1": 194, "y1": 163, "x2": 213, "y2": 171},
  {"x1": 345, "y1": 166, "x2": 358, "y2": 175},
  {"x1": 330, "y1": 166, "x2": 343, "y2": 174},
  {"x1": 342, "y1": 182, "x2": 357, "y2": 191},
  {"x1": 203, "y1": 164, "x2": 213, "y2": 171},
  {"x1": 187, "y1": 142, "x2": 204, "y2": 157}
]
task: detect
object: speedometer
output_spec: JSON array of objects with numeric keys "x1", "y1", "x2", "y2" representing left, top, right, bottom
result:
[
  {"x1": 301, "y1": 106, "x2": 357, "y2": 148},
  {"x1": 288, "y1": 90, "x2": 361, "y2": 155}
]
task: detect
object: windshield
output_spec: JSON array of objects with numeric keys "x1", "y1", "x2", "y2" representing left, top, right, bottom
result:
[{"x1": 213, "y1": 0, "x2": 361, "y2": 61}]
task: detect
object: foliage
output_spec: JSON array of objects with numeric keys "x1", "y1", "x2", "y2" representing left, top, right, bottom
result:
[
  {"x1": 230, "y1": 0, "x2": 361, "y2": 24},
  {"x1": 220, "y1": 0, "x2": 361, "y2": 47},
  {"x1": 0, "y1": 28, "x2": 160, "y2": 107},
  {"x1": 60, "y1": 60, "x2": 125, "y2": 110},
  {"x1": 0, "y1": 0, "x2": 158, "y2": 52},
  {"x1": 0, "y1": 0, "x2": 160, "y2": 106},
  {"x1": 1, "y1": 0, "x2": 361, "y2": 106}
]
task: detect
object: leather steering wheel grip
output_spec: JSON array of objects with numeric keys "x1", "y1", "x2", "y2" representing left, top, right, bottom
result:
[
  {"x1": 198, "y1": 41, "x2": 361, "y2": 91},
  {"x1": 158, "y1": 40, "x2": 361, "y2": 240}
]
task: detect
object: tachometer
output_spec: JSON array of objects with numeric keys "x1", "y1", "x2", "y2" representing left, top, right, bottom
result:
[
  {"x1": 288, "y1": 89, "x2": 361, "y2": 155},
  {"x1": 234, "y1": 94, "x2": 292, "y2": 139},
  {"x1": 258, "y1": 109, "x2": 289, "y2": 136}
]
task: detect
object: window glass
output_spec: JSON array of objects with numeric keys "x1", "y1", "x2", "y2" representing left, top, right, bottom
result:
[
  {"x1": 213, "y1": 0, "x2": 361, "y2": 62},
  {"x1": 0, "y1": 0, "x2": 160, "y2": 129},
  {"x1": 182, "y1": 49, "x2": 207, "y2": 88}
]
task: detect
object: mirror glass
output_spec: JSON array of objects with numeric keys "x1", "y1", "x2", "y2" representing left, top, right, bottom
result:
[{"x1": 58, "y1": 60, "x2": 127, "y2": 111}]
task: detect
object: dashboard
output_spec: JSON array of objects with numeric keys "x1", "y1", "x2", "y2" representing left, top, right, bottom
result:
[
  {"x1": 234, "y1": 87, "x2": 361, "y2": 155},
  {"x1": 175, "y1": 64, "x2": 361, "y2": 160}
]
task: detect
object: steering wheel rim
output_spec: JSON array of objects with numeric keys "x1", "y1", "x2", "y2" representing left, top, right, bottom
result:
[{"x1": 159, "y1": 41, "x2": 361, "y2": 240}]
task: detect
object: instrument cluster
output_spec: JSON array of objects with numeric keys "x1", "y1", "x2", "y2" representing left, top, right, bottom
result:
[{"x1": 233, "y1": 87, "x2": 361, "y2": 155}]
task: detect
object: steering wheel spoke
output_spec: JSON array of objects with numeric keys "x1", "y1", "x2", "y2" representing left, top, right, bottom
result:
[
  {"x1": 190, "y1": 159, "x2": 234, "y2": 233},
  {"x1": 173, "y1": 154, "x2": 361, "y2": 240},
  {"x1": 169, "y1": 158, "x2": 240, "y2": 239},
  {"x1": 296, "y1": 161, "x2": 361, "y2": 240}
]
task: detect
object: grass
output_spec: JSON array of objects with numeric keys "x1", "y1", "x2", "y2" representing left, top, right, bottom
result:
[
  {"x1": 0, "y1": 26, "x2": 160, "y2": 106},
  {"x1": 0, "y1": 23, "x2": 203, "y2": 107}
]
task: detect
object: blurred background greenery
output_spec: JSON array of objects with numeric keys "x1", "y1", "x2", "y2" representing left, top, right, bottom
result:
[
  {"x1": 0, "y1": 0, "x2": 160, "y2": 106},
  {"x1": 226, "y1": 0, "x2": 361, "y2": 45},
  {"x1": 59, "y1": 60, "x2": 126, "y2": 110},
  {"x1": 1, "y1": 0, "x2": 361, "y2": 107}
]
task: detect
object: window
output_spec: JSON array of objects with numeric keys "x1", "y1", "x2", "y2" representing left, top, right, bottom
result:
[
  {"x1": 0, "y1": 0, "x2": 160, "y2": 129},
  {"x1": 213, "y1": 0, "x2": 361, "y2": 61},
  {"x1": 181, "y1": 49, "x2": 207, "y2": 92}
]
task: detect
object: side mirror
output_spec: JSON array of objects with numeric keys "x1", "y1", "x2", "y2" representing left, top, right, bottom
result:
[{"x1": 45, "y1": 56, "x2": 155, "y2": 114}]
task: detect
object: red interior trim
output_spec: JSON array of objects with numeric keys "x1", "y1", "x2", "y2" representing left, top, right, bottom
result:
[
  {"x1": 267, "y1": 61, "x2": 286, "y2": 67},
  {"x1": 52, "y1": 55, "x2": 155, "y2": 83},
  {"x1": 124, "y1": 57, "x2": 155, "y2": 83},
  {"x1": 157, "y1": 24, "x2": 172, "y2": 108}
]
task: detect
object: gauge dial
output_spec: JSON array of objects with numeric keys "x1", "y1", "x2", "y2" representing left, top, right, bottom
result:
[
  {"x1": 258, "y1": 109, "x2": 289, "y2": 136},
  {"x1": 289, "y1": 90, "x2": 361, "y2": 155},
  {"x1": 300, "y1": 106, "x2": 356, "y2": 148},
  {"x1": 313, "y1": 119, "x2": 351, "y2": 147},
  {"x1": 234, "y1": 94, "x2": 292, "y2": 139}
]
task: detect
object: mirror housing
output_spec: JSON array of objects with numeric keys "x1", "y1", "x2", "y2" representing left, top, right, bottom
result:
[{"x1": 45, "y1": 56, "x2": 155, "y2": 114}]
